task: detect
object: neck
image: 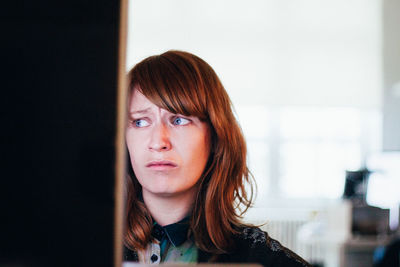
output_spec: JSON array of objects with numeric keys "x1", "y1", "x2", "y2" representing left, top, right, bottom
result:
[{"x1": 142, "y1": 188, "x2": 197, "y2": 226}]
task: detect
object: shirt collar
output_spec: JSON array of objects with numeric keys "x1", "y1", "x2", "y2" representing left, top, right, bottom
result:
[{"x1": 152, "y1": 216, "x2": 190, "y2": 247}]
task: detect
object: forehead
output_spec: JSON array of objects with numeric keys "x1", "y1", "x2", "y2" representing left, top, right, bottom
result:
[
  {"x1": 129, "y1": 90, "x2": 153, "y2": 110},
  {"x1": 129, "y1": 89, "x2": 177, "y2": 118},
  {"x1": 129, "y1": 90, "x2": 165, "y2": 116}
]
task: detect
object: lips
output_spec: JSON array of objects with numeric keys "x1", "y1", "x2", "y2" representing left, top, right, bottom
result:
[{"x1": 146, "y1": 160, "x2": 178, "y2": 169}]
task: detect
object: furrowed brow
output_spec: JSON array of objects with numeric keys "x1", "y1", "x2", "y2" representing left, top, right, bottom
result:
[{"x1": 130, "y1": 107, "x2": 151, "y2": 115}]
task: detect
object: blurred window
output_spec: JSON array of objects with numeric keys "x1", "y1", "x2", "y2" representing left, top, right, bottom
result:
[{"x1": 236, "y1": 106, "x2": 381, "y2": 202}]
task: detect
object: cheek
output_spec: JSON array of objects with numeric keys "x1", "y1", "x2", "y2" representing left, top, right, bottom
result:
[
  {"x1": 198, "y1": 128, "x2": 211, "y2": 157},
  {"x1": 126, "y1": 133, "x2": 142, "y2": 164},
  {"x1": 181, "y1": 133, "x2": 210, "y2": 163}
]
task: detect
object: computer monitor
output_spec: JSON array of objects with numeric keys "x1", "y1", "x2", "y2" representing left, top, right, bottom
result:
[{"x1": 2, "y1": 1, "x2": 126, "y2": 266}]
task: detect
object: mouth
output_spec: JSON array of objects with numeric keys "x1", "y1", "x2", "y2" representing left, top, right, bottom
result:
[{"x1": 146, "y1": 160, "x2": 178, "y2": 170}]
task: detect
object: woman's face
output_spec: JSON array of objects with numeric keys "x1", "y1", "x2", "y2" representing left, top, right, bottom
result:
[{"x1": 126, "y1": 90, "x2": 211, "y2": 199}]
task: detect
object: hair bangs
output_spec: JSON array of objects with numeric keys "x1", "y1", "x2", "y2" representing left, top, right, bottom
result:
[{"x1": 129, "y1": 53, "x2": 209, "y2": 120}]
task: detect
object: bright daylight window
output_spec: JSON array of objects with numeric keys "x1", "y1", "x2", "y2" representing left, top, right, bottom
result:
[{"x1": 237, "y1": 107, "x2": 382, "y2": 202}]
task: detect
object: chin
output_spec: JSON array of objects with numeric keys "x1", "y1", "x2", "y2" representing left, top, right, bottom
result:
[
  {"x1": 146, "y1": 189, "x2": 179, "y2": 198},
  {"x1": 142, "y1": 184, "x2": 175, "y2": 195},
  {"x1": 145, "y1": 185, "x2": 192, "y2": 197}
]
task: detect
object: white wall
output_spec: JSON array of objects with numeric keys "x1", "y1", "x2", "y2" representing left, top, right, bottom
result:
[{"x1": 127, "y1": 0, "x2": 382, "y2": 108}]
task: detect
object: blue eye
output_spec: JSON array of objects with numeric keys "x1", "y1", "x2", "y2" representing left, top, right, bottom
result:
[
  {"x1": 173, "y1": 117, "x2": 190, "y2": 126},
  {"x1": 133, "y1": 119, "x2": 149, "y2": 128}
]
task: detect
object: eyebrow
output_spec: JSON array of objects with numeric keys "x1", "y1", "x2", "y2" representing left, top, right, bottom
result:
[{"x1": 129, "y1": 107, "x2": 151, "y2": 115}]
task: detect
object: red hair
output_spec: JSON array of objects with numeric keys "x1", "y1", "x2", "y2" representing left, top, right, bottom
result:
[{"x1": 125, "y1": 50, "x2": 255, "y2": 255}]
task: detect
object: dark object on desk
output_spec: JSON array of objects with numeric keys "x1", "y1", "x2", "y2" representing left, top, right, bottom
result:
[
  {"x1": 343, "y1": 169, "x2": 370, "y2": 205},
  {"x1": 342, "y1": 169, "x2": 390, "y2": 236},
  {"x1": 352, "y1": 205, "x2": 390, "y2": 236}
]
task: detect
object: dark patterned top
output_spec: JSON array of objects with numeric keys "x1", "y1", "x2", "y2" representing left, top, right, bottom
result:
[{"x1": 124, "y1": 226, "x2": 311, "y2": 267}]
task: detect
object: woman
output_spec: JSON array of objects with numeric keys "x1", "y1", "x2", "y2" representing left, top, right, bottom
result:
[{"x1": 124, "y1": 50, "x2": 310, "y2": 266}]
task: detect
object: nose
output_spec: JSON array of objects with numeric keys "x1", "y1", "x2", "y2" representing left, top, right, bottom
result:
[{"x1": 148, "y1": 122, "x2": 171, "y2": 151}]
